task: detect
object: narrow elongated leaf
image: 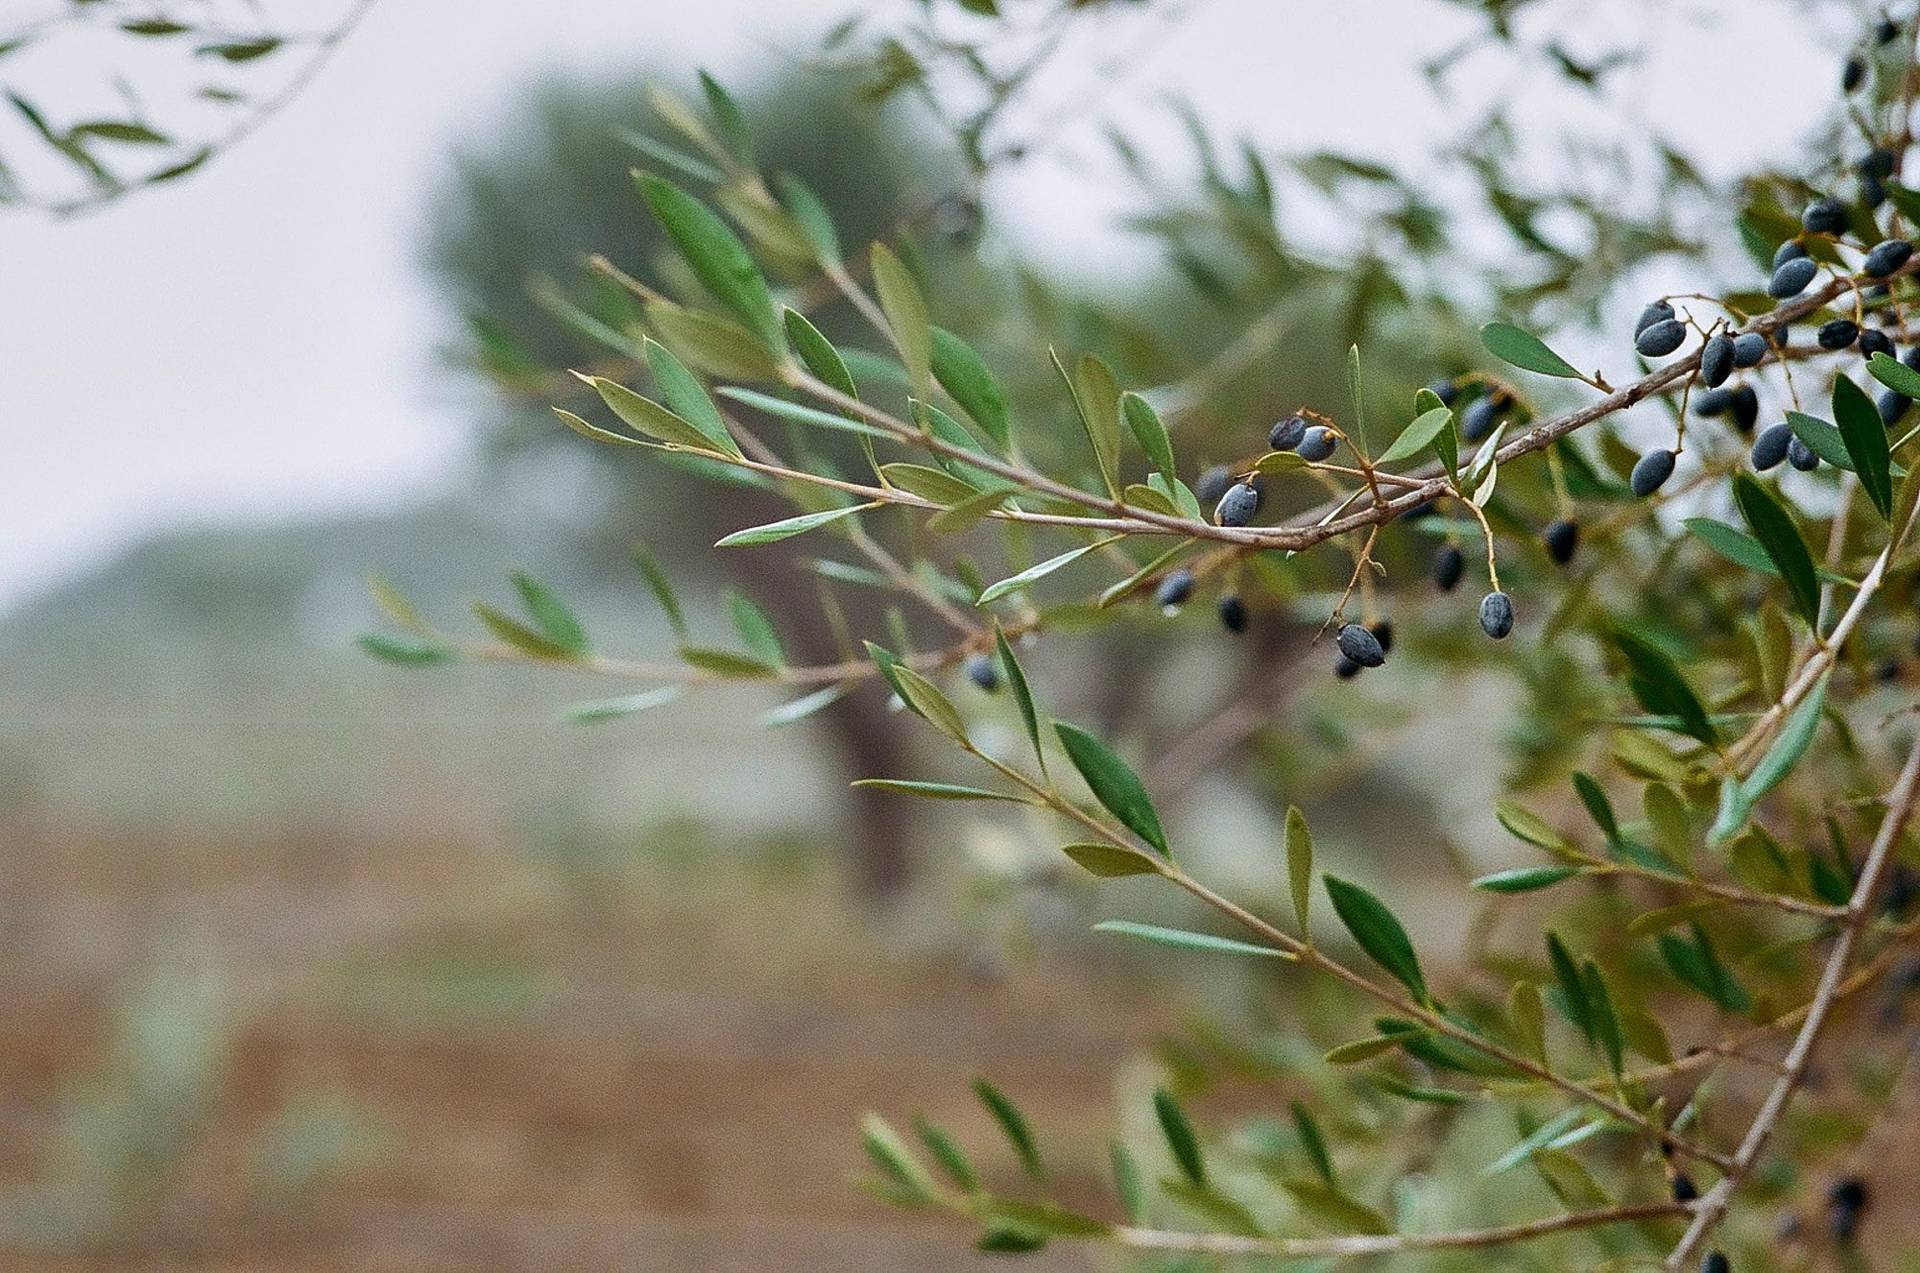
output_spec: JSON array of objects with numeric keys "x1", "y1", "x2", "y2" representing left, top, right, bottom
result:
[
  {"x1": 1733, "y1": 472, "x2": 1820, "y2": 627},
  {"x1": 1323, "y1": 1034, "x2": 1408, "y2": 1065},
  {"x1": 1055, "y1": 723, "x2": 1169, "y2": 856},
  {"x1": 644, "y1": 337, "x2": 741, "y2": 456},
  {"x1": 1285, "y1": 806, "x2": 1313, "y2": 936},
  {"x1": 1834, "y1": 375, "x2": 1893, "y2": 518},
  {"x1": 759, "y1": 683, "x2": 849, "y2": 728},
  {"x1": 1346, "y1": 344, "x2": 1368, "y2": 452},
  {"x1": 635, "y1": 173, "x2": 781, "y2": 350},
  {"x1": 1711, "y1": 673, "x2": 1828, "y2": 842},
  {"x1": 891, "y1": 665, "x2": 968, "y2": 743},
  {"x1": 1281, "y1": 1178, "x2": 1393, "y2": 1235},
  {"x1": 852, "y1": 778, "x2": 1027, "y2": 803},
  {"x1": 972, "y1": 1078, "x2": 1042, "y2": 1177},
  {"x1": 1496, "y1": 802, "x2": 1575, "y2": 857},
  {"x1": 1062, "y1": 844, "x2": 1163, "y2": 877},
  {"x1": 716, "y1": 501, "x2": 873, "y2": 547},
  {"x1": 1685, "y1": 517, "x2": 1780, "y2": 576},
  {"x1": 677, "y1": 646, "x2": 778, "y2": 678},
  {"x1": 1375, "y1": 406, "x2": 1454, "y2": 465},
  {"x1": 861, "y1": 1112, "x2": 935, "y2": 1200},
  {"x1": 696, "y1": 70, "x2": 752, "y2": 164},
  {"x1": 713, "y1": 386, "x2": 889, "y2": 439},
  {"x1": 1545, "y1": 931, "x2": 1592, "y2": 1042},
  {"x1": 1869, "y1": 350, "x2": 1920, "y2": 399},
  {"x1": 1483, "y1": 1109, "x2": 1586, "y2": 1176},
  {"x1": 1292, "y1": 1102, "x2": 1336, "y2": 1185},
  {"x1": 982, "y1": 1200, "x2": 1111, "y2": 1239},
  {"x1": 930, "y1": 327, "x2": 1010, "y2": 452},
  {"x1": 563, "y1": 686, "x2": 681, "y2": 723},
  {"x1": 879, "y1": 462, "x2": 980, "y2": 505},
  {"x1": 645, "y1": 297, "x2": 781, "y2": 380},
  {"x1": 976, "y1": 537, "x2": 1117, "y2": 605},
  {"x1": 776, "y1": 173, "x2": 839, "y2": 265},
  {"x1": 1121, "y1": 392, "x2": 1177, "y2": 479},
  {"x1": 1473, "y1": 865, "x2": 1579, "y2": 892},
  {"x1": 583, "y1": 375, "x2": 725, "y2": 452},
  {"x1": 726, "y1": 591, "x2": 784, "y2": 665},
  {"x1": 1581, "y1": 961, "x2": 1624, "y2": 1077},
  {"x1": 632, "y1": 548, "x2": 687, "y2": 639},
  {"x1": 995, "y1": 624, "x2": 1045, "y2": 774},
  {"x1": 914, "y1": 1115, "x2": 977, "y2": 1192},
  {"x1": 1481, "y1": 320, "x2": 1583, "y2": 378},
  {"x1": 1786, "y1": 410, "x2": 1856, "y2": 471},
  {"x1": 1053, "y1": 348, "x2": 1120, "y2": 497},
  {"x1": 1110, "y1": 1142, "x2": 1145, "y2": 1222},
  {"x1": 1323, "y1": 876, "x2": 1426, "y2": 1001},
  {"x1": 510, "y1": 570, "x2": 588, "y2": 654},
  {"x1": 871, "y1": 243, "x2": 931, "y2": 394},
  {"x1": 357, "y1": 633, "x2": 451, "y2": 666},
  {"x1": 554, "y1": 406, "x2": 652, "y2": 449},
  {"x1": 1744, "y1": 673, "x2": 1828, "y2": 804},
  {"x1": 1659, "y1": 924, "x2": 1752, "y2": 1012},
  {"x1": 1508, "y1": 981, "x2": 1546, "y2": 1063},
  {"x1": 783, "y1": 307, "x2": 857, "y2": 396},
  {"x1": 927, "y1": 486, "x2": 1015, "y2": 532},
  {"x1": 1610, "y1": 627, "x2": 1717, "y2": 746},
  {"x1": 1153, "y1": 1088, "x2": 1206, "y2": 1185},
  {"x1": 474, "y1": 602, "x2": 579, "y2": 661},
  {"x1": 1092, "y1": 919, "x2": 1292, "y2": 959}
]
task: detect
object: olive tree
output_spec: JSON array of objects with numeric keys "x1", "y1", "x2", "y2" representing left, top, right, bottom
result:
[{"x1": 363, "y1": 2, "x2": 1920, "y2": 1267}]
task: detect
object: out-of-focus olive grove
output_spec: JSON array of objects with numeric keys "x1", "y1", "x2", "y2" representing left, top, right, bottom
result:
[{"x1": 6, "y1": 0, "x2": 1920, "y2": 1269}]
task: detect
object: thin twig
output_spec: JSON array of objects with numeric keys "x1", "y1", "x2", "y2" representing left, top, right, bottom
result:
[
  {"x1": 1117, "y1": 1200, "x2": 1691, "y2": 1258},
  {"x1": 1663, "y1": 736, "x2": 1920, "y2": 1269}
]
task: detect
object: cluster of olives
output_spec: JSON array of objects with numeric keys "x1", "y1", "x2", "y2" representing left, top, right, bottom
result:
[{"x1": 1637, "y1": 198, "x2": 1918, "y2": 487}]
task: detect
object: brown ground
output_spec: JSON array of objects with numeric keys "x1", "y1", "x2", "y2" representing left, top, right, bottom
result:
[{"x1": 0, "y1": 821, "x2": 1163, "y2": 1271}]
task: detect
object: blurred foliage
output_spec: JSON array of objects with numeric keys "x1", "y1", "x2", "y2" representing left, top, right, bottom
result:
[{"x1": 0, "y1": 0, "x2": 372, "y2": 214}]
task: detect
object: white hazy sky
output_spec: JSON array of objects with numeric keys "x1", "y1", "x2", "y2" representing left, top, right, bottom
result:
[{"x1": 0, "y1": 0, "x2": 1835, "y2": 611}]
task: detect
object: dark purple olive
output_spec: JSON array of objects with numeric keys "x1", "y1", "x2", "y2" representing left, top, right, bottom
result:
[
  {"x1": 1335, "y1": 622, "x2": 1385, "y2": 668},
  {"x1": 965, "y1": 652, "x2": 999, "y2": 692},
  {"x1": 1155, "y1": 568, "x2": 1195, "y2": 609},
  {"x1": 1773, "y1": 240, "x2": 1809, "y2": 269},
  {"x1": 1803, "y1": 196, "x2": 1849, "y2": 234},
  {"x1": 1769, "y1": 256, "x2": 1819, "y2": 298},
  {"x1": 1479, "y1": 591, "x2": 1514, "y2": 640},
  {"x1": 1216, "y1": 482, "x2": 1261, "y2": 527},
  {"x1": 1431, "y1": 544, "x2": 1465, "y2": 592},
  {"x1": 1882, "y1": 388, "x2": 1911, "y2": 426},
  {"x1": 1818, "y1": 318, "x2": 1860, "y2": 349},
  {"x1": 1866, "y1": 238, "x2": 1914, "y2": 278},
  {"x1": 1634, "y1": 299, "x2": 1675, "y2": 336},
  {"x1": 1543, "y1": 518, "x2": 1578, "y2": 565},
  {"x1": 1218, "y1": 594, "x2": 1248, "y2": 633},
  {"x1": 1752, "y1": 422, "x2": 1792, "y2": 470},
  {"x1": 1732, "y1": 331, "x2": 1769, "y2": 368},
  {"x1": 1630, "y1": 448, "x2": 1677, "y2": 497},
  {"x1": 1333, "y1": 655, "x2": 1361, "y2": 680},
  {"x1": 1860, "y1": 327, "x2": 1895, "y2": 358},
  {"x1": 1700, "y1": 332, "x2": 1735, "y2": 386},
  {"x1": 1296, "y1": 427, "x2": 1337, "y2": 462},
  {"x1": 1730, "y1": 384, "x2": 1760, "y2": 433},
  {"x1": 1635, "y1": 318, "x2": 1688, "y2": 357},
  {"x1": 1268, "y1": 414, "x2": 1307, "y2": 452},
  {"x1": 1788, "y1": 435, "x2": 1820, "y2": 471}
]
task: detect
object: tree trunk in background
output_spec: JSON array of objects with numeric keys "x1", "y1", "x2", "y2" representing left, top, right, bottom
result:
[{"x1": 719, "y1": 545, "x2": 912, "y2": 899}]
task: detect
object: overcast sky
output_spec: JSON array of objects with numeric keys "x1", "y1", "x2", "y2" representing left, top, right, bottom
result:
[{"x1": 0, "y1": 0, "x2": 1835, "y2": 612}]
